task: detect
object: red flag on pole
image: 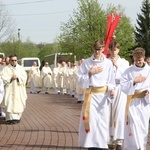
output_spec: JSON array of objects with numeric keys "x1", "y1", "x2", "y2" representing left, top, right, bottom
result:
[{"x1": 103, "y1": 10, "x2": 121, "y2": 57}]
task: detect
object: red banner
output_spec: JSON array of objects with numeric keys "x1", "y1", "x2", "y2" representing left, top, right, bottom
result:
[{"x1": 103, "y1": 13, "x2": 121, "y2": 56}]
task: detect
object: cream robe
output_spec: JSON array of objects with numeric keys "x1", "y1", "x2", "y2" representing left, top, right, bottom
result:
[
  {"x1": 0, "y1": 64, "x2": 6, "y2": 108},
  {"x1": 1, "y1": 64, "x2": 27, "y2": 120},
  {"x1": 41, "y1": 66, "x2": 53, "y2": 88},
  {"x1": 65, "y1": 67, "x2": 70, "y2": 94},
  {"x1": 52, "y1": 66, "x2": 60, "y2": 90},
  {"x1": 78, "y1": 54, "x2": 115, "y2": 149},
  {"x1": 69, "y1": 67, "x2": 76, "y2": 95},
  {"x1": 58, "y1": 66, "x2": 68, "y2": 93},
  {"x1": 0, "y1": 64, "x2": 5, "y2": 77},
  {"x1": 0, "y1": 78, "x2": 4, "y2": 104},
  {"x1": 28, "y1": 66, "x2": 42, "y2": 90},
  {"x1": 75, "y1": 66, "x2": 85, "y2": 100},
  {"x1": 120, "y1": 63, "x2": 150, "y2": 150}
]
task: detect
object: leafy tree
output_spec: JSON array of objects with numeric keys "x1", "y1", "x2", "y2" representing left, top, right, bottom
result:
[
  {"x1": 38, "y1": 42, "x2": 60, "y2": 62},
  {"x1": 58, "y1": 0, "x2": 135, "y2": 61},
  {"x1": 135, "y1": 0, "x2": 150, "y2": 57},
  {"x1": 0, "y1": 41, "x2": 21, "y2": 57},
  {"x1": 0, "y1": 40, "x2": 39, "y2": 59},
  {"x1": 22, "y1": 41, "x2": 39, "y2": 58},
  {"x1": 58, "y1": 0, "x2": 106, "y2": 60}
]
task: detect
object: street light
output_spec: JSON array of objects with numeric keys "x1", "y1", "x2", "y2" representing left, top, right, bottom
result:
[{"x1": 18, "y1": 28, "x2": 21, "y2": 41}]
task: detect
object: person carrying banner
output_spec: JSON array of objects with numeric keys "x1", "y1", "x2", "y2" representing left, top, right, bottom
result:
[{"x1": 108, "y1": 40, "x2": 129, "y2": 149}]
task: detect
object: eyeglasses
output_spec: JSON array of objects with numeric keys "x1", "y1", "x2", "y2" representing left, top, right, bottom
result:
[
  {"x1": 94, "y1": 45, "x2": 104, "y2": 51},
  {"x1": 11, "y1": 60, "x2": 17, "y2": 62}
]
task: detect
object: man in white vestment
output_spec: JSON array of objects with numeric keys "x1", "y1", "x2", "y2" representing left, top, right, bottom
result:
[
  {"x1": 1, "y1": 54, "x2": 27, "y2": 124},
  {"x1": 75, "y1": 59, "x2": 85, "y2": 103},
  {"x1": 78, "y1": 40, "x2": 115, "y2": 150},
  {"x1": 41, "y1": 62, "x2": 53, "y2": 94},
  {"x1": 28, "y1": 61, "x2": 41, "y2": 94},
  {"x1": 66, "y1": 62, "x2": 72, "y2": 95},
  {"x1": 108, "y1": 41, "x2": 129, "y2": 149},
  {"x1": 120, "y1": 47, "x2": 150, "y2": 150},
  {"x1": 58, "y1": 61, "x2": 67, "y2": 94},
  {"x1": 52, "y1": 62, "x2": 61, "y2": 94},
  {"x1": 69, "y1": 62, "x2": 77, "y2": 97}
]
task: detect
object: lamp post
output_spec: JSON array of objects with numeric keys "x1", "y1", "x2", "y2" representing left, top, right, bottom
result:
[{"x1": 18, "y1": 28, "x2": 21, "y2": 41}]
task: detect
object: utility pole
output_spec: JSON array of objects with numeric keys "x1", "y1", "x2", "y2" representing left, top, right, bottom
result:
[{"x1": 18, "y1": 28, "x2": 21, "y2": 41}]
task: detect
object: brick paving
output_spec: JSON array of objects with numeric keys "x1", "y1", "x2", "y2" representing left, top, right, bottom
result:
[{"x1": 0, "y1": 89, "x2": 150, "y2": 150}]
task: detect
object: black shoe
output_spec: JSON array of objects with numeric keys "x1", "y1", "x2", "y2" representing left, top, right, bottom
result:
[
  {"x1": 30, "y1": 92, "x2": 37, "y2": 94},
  {"x1": 88, "y1": 148, "x2": 104, "y2": 150},
  {"x1": 45, "y1": 92, "x2": 49, "y2": 94},
  {"x1": 72, "y1": 95, "x2": 74, "y2": 97},
  {"x1": 116, "y1": 145, "x2": 122, "y2": 150},
  {"x1": 37, "y1": 91, "x2": 41, "y2": 93},
  {"x1": 6, "y1": 120, "x2": 15, "y2": 124},
  {"x1": 77, "y1": 101, "x2": 81, "y2": 103},
  {"x1": 13, "y1": 120, "x2": 20, "y2": 124},
  {"x1": 58, "y1": 92, "x2": 60, "y2": 94}
]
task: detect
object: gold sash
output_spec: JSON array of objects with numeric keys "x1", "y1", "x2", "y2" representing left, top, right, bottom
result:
[
  {"x1": 125, "y1": 92, "x2": 145, "y2": 125},
  {"x1": 83, "y1": 86, "x2": 108, "y2": 133}
]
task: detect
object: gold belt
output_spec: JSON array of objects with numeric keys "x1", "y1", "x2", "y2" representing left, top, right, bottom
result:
[
  {"x1": 83, "y1": 86, "x2": 108, "y2": 133},
  {"x1": 125, "y1": 92, "x2": 145, "y2": 124}
]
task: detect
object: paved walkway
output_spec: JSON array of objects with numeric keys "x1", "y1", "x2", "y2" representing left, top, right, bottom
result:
[{"x1": 0, "y1": 89, "x2": 150, "y2": 150}]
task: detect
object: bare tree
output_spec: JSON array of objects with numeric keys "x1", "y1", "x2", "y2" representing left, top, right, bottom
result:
[{"x1": 0, "y1": 1, "x2": 15, "y2": 42}]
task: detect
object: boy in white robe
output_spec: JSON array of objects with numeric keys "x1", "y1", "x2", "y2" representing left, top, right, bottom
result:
[
  {"x1": 108, "y1": 41, "x2": 129, "y2": 149},
  {"x1": 1, "y1": 54, "x2": 27, "y2": 124},
  {"x1": 0, "y1": 78, "x2": 4, "y2": 118},
  {"x1": 0, "y1": 58, "x2": 6, "y2": 118},
  {"x1": 120, "y1": 47, "x2": 150, "y2": 150},
  {"x1": 78, "y1": 40, "x2": 115, "y2": 150},
  {"x1": 0, "y1": 78, "x2": 4, "y2": 104}
]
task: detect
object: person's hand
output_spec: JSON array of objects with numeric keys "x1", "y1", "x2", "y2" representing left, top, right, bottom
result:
[
  {"x1": 133, "y1": 75, "x2": 146, "y2": 84},
  {"x1": 110, "y1": 89, "x2": 115, "y2": 98},
  {"x1": 89, "y1": 65, "x2": 103, "y2": 77},
  {"x1": 111, "y1": 57, "x2": 118, "y2": 68},
  {"x1": 142, "y1": 90, "x2": 149, "y2": 97},
  {"x1": 11, "y1": 74, "x2": 18, "y2": 80}
]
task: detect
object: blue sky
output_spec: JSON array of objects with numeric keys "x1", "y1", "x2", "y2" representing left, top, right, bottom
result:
[{"x1": 3, "y1": 0, "x2": 143, "y2": 44}]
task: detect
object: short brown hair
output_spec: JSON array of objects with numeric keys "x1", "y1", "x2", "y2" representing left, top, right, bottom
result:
[
  {"x1": 93, "y1": 40, "x2": 104, "y2": 49},
  {"x1": 132, "y1": 47, "x2": 145, "y2": 58},
  {"x1": 109, "y1": 41, "x2": 120, "y2": 50}
]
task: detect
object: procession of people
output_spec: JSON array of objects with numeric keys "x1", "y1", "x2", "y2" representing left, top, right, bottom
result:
[
  {"x1": 0, "y1": 43, "x2": 150, "y2": 150},
  {"x1": 77, "y1": 40, "x2": 150, "y2": 150}
]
